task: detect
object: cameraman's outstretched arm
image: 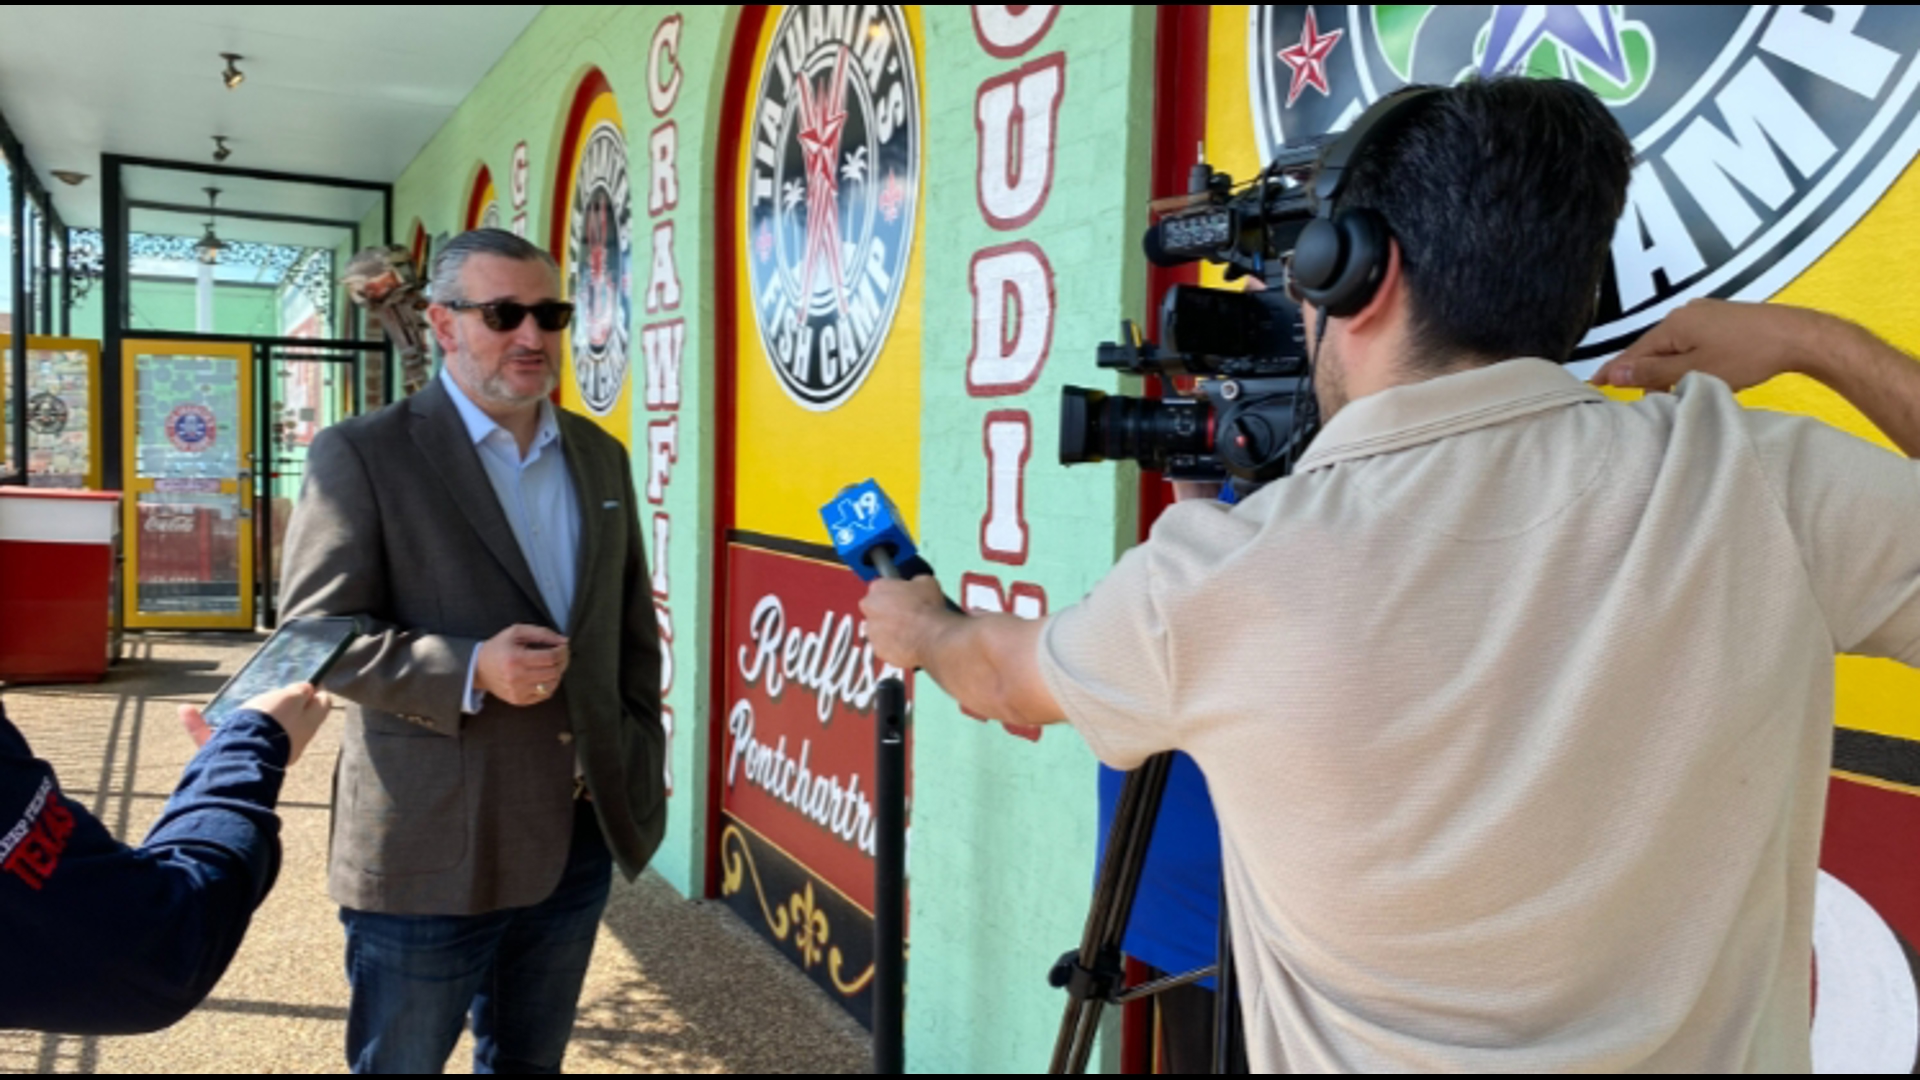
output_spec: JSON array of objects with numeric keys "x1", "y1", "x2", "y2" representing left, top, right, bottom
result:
[
  {"x1": 860, "y1": 576, "x2": 1066, "y2": 729},
  {"x1": 1594, "y1": 299, "x2": 1920, "y2": 457}
]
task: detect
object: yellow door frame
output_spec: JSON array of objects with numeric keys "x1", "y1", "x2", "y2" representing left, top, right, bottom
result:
[
  {"x1": 0, "y1": 334, "x2": 103, "y2": 490},
  {"x1": 121, "y1": 338, "x2": 255, "y2": 630}
]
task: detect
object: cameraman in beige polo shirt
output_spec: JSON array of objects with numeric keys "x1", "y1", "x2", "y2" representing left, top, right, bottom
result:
[{"x1": 862, "y1": 75, "x2": 1920, "y2": 1073}]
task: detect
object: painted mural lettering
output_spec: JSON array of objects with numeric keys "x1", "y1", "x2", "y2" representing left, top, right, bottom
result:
[
  {"x1": 965, "y1": 6, "x2": 1061, "y2": 740},
  {"x1": 967, "y1": 241, "x2": 1055, "y2": 395},
  {"x1": 971, "y1": 5, "x2": 1060, "y2": 59},
  {"x1": 737, "y1": 592, "x2": 904, "y2": 725},
  {"x1": 643, "y1": 319, "x2": 685, "y2": 409},
  {"x1": 975, "y1": 53, "x2": 1066, "y2": 229},
  {"x1": 648, "y1": 14, "x2": 685, "y2": 117},
  {"x1": 981, "y1": 410, "x2": 1032, "y2": 563},
  {"x1": 644, "y1": 14, "x2": 685, "y2": 796},
  {"x1": 510, "y1": 141, "x2": 530, "y2": 238},
  {"x1": 746, "y1": 4, "x2": 921, "y2": 411},
  {"x1": 1247, "y1": 5, "x2": 1920, "y2": 359},
  {"x1": 648, "y1": 122, "x2": 680, "y2": 214},
  {"x1": 727, "y1": 701, "x2": 878, "y2": 856},
  {"x1": 646, "y1": 417, "x2": 677, "y2": 504}
]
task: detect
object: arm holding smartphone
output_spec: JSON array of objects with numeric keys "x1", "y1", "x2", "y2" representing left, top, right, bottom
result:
[{"x1": 0, "y1": 685, "x2": 330, "y2": 1034}]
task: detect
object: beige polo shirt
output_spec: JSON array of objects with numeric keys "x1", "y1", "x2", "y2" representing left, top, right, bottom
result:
[{"x1": 1039, "y1": 359, "x2": 1920, "y2": 1072}]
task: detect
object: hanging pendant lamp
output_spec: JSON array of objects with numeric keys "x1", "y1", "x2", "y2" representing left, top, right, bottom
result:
[{"x1": 194, "y1": 187, "x2": 228, "y2": 265}]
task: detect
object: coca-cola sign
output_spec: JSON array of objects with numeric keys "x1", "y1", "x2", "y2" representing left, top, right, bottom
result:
[{"x1": 142, "y1": 511, "x2": 197, "y2": 534}]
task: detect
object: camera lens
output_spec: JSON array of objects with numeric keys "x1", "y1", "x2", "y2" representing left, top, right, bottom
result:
[{"x1": 1059, "y1": 386, "x2": 1211, "y2": 469}]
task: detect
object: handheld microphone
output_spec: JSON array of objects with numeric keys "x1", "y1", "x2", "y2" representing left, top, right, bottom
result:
[
  {"x1": 821, "y1": 480, "x2": 962, "y2": 611},
  {"x1": 822, "y1": 480, "x2": 924, "y2": 581}
]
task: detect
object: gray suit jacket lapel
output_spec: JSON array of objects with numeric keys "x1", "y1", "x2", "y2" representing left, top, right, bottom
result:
[
  {"x1": 559, "y1": 412, "x2": 604, "y2": 637},
  {"x1": 408, "y1": 380, "x2": 553, "y2": 625}
]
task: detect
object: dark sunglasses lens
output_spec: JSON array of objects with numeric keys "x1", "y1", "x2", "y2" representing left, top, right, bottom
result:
[
  {"x1": 478, "y1": 302, "x2": 529, "y2": 332},
  {"x1": 531, "y1": 302, "x2": 574, "y2": 332}
]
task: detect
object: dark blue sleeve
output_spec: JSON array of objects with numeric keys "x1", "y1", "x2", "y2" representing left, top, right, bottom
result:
[{"x1": 0, "y1": 703, "x2": 290, "y2": 1035}]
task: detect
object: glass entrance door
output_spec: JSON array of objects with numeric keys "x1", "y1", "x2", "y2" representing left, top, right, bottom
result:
[
  {"x1": 121, "y1": 339, "x2": 255, "y2": 629},
  {"x1": 261, "y1": 346, "x2": 361, "y2": 623}
]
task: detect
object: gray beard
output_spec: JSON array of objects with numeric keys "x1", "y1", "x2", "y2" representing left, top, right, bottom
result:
[
  {"x1": 449, "y1": 332, "x2": 555, "y2": 408},
  {"x1": 477, "y1": 363, "x2": 555, "y2": 407}
]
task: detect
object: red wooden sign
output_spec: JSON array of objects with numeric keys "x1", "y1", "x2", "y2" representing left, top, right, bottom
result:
[{"x1": 716, "y1": 541, "x2": 912, "y2": 1027}]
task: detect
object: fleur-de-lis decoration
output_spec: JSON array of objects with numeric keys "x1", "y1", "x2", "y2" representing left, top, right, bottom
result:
[{"x1": 788, "y1": 882, "x2": 831, "y2": 968}]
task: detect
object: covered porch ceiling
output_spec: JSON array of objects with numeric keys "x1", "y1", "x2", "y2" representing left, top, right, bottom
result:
[{"x1": 0, "y1": 5, "x2": 542, "y2": 236}]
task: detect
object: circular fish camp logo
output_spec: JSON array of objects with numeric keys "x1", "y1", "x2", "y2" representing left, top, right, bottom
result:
[
  {"x1": 568, "y1": 120, "x2": 634, "y2": 416},
  {"x1": 27, "y1": 391, "x2": 69, "y2": 437},
  {"x1": 1251, "y1": 5, "x2": 1920, "y2": 359},
  {"x1": 747, "y1": 4, "x2": 920, "y2": 411},
  {"x1": 165, "y1": 404, "x2": 216, "y2": 453}
]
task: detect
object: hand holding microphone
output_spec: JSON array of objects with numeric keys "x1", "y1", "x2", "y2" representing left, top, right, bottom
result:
[{"x1": 821, "y1": 480, "x2": 964, "y2": 671}]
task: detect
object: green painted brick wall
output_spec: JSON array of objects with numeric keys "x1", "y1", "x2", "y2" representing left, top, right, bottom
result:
[
  {"x1": 390, "y1": 6, "x2": 1158, "y2": 1070},
  {"x1": 391, "y1": 4, "x2": 735, "y2": 901},
  {"x1": 907, "y1": 5, "x2": 1155, "y2": 1071}
]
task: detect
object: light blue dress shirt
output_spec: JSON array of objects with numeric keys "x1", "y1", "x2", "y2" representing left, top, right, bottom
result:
[{"x1": 440, "y1": 367, "x2": 581, "y2": 712}]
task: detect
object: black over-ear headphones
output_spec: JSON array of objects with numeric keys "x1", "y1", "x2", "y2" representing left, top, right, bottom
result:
[{"x1": 1288, "y1": 86, "x2": 1443, "y2": 318}]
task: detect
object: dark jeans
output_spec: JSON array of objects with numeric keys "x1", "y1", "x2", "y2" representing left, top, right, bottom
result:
[{"x1": 340, "y1": 800, "x2": 613, "y2": 1074}]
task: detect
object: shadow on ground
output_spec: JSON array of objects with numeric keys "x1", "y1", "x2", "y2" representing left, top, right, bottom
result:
[
  {"x1": 577, "y1": 876, "x2": 872, "y2": 1073},
  {"x1": 1, "y1": 632, "x2": 870, "y2": 1075}
]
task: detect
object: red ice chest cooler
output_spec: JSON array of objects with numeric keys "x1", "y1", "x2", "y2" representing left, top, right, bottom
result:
[{"x1": 0, "y1": 488, "x2": 122, "y2": 683}]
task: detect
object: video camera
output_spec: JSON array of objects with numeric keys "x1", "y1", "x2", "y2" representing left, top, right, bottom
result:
[
  {"x1": 1057, "y1": 136, "x2": 1334, "y2": 492},
  {"x1": 1059, "y1": 83, "x2": 1447, "y2": 494}
]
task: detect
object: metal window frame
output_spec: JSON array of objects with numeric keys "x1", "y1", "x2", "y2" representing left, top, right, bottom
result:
[
  {"x1": 1, "y1": 107, "x2": 68, "y2": 485},
  {"x1": 100, "y1": 153, "x2": 394, "y2": 493}
]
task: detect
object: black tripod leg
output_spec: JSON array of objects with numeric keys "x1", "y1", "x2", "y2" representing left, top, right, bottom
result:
[
  {"x1": 1213, "y1": 876, "x2": 1240, "y2": 1074},
  {"x1": 1049, "y1": 752, "x2": 1175, "y2": 1074}
]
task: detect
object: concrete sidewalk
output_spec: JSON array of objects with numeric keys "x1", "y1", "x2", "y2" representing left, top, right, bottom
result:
[{"x1": 1, "y1": 633, "x2": 869, "y2": 1074}]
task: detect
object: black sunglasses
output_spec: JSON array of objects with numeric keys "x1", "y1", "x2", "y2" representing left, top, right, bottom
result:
[{"x1": 444, "y1": 299, "x2": 575, "y2": 332}]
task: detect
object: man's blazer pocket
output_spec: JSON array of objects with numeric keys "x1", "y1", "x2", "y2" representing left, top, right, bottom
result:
[{"x1": 339, "y1": 726, "x2": 468, "y2": 876}]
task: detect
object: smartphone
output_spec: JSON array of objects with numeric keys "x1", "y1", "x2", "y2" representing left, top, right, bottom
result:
[{"x1": 202, "y1": 616, "x2": 364, "y2": 728}]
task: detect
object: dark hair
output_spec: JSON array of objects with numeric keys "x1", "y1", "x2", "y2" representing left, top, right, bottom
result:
[
  {"x1": 429, "y1": 228, "x2": 559, "y2": 302},
  {"x1": 1336, "y1": 77, "x2": 1632, "y2": 366}
]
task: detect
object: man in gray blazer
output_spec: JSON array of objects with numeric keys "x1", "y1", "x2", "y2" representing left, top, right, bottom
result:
[{"x1": 279, "y1": 228, "x2": 665, "y2": 1073}]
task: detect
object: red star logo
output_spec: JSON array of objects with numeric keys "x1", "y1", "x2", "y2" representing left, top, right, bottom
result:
[
  {"x1": 1278, "y1": 7, "x2": 1343, "y2": 108},
  {"x1": 793, "y1": 46, "x2": 853, "y2": 325},
  {"x1": 878, "y1": 170, "x2": 906, "y2": 225}
]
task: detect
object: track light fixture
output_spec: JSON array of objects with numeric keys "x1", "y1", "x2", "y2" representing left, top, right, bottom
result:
[
  {"x1": 212, "y1": 136, "x2": 232, "y2": 163},
  {"x1": 221, "y1": 53, "x2": 245, "y2": 90}
]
